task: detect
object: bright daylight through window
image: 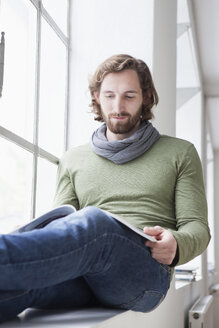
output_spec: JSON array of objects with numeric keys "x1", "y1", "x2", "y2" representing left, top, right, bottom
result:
[{"x1": 0, "y1": 0, "x2": 70, "y2": 232}]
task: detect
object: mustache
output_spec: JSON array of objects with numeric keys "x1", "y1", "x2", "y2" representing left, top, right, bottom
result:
[{"x1": 109, "y1": 112, "x2": 130, "y2": 118}]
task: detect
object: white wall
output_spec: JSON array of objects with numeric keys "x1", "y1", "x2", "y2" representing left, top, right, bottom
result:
[
  {"x1": 152, "y1": 0, "x2": 177, "y2": 137},
  {"x1": 68, "y1": 0, "x2": 178, "y2": 147},
  {"x1": 69, "y1": 0, "x2": 154, "y2": 147}
]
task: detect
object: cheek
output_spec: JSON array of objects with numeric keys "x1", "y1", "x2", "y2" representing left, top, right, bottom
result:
[
  {"x1": 100, "y1": 99, "x2": 112, "y2": 112},
  {"x1": 128, "y1": 100, "x2": 142, "y2": 111},
  {"x1": 136, "y1": 99, "x2": 144, "y2": 110}
]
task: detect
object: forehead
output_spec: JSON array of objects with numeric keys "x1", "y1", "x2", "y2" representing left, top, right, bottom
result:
[{"x1": 100, "y1": 69, "x2": 141, "y2": 92}]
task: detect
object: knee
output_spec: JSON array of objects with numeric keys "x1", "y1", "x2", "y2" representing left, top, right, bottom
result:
[
  {"x1": 79, "y1": 206, "x2": 115, "y2": 228},
  {"x1": 130, "y1": 291, "x2": 165, "y2": 313},
  {"x1": 117, "y1": 290, "x2": 166, "y2": 313},
  {"x1": 80, "y1": 206, "x2": 103, "y2": 218}
]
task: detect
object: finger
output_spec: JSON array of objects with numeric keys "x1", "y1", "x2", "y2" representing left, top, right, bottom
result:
[
  {"x1": 145, "y1": 238, "x2": 164, "y2": 248},
  {"x1": 143, "y1": 226, "x2": 163, "y2": 236},
  {"x1": 145, "y1": 240, "x2": 155, "y2": 248}
]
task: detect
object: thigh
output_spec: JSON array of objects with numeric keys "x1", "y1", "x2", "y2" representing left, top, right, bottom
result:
[
  {"x1": 0, "y1": 207, "x2": 130, "y2": 290},
  {"x1": 0, "y1": 277, "x2": 99, "y2": 323},
  {"x1": 84, "y1": 231, "x2": 171, "y2": 313},
  {"x1": 34, "y1": 277, "x2": 100, "y2": 309}
]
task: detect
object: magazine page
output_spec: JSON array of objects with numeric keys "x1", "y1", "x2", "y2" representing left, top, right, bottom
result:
[
  {"x1": 103, "y1": 210, "x2": 156, "y2": 242},
  {"x1": 13, "y1": 205, "x2": 76, "y2": 233}
]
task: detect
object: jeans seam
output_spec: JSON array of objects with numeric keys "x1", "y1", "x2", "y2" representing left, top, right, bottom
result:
[{"x1": 0, "y1": 290, "x2": 30, "y2": 303}]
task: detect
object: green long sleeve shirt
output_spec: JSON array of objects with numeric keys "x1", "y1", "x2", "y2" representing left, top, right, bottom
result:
[{"x1": 53, "y1": 135, "x2": 211, "y2": 266}]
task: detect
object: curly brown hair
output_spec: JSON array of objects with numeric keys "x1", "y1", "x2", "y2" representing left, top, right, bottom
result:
[{"x1": 88, "y1": 54, "x2": 159, "y2": 122}]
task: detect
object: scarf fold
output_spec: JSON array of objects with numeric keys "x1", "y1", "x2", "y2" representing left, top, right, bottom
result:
[{"x1": 90, "y1": 121, "x2": 160, "y2": 164}]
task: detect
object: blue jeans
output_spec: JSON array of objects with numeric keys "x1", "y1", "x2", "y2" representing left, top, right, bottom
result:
[{"x1": 0, "y1": 207, "x2": 171, "y2": 322}]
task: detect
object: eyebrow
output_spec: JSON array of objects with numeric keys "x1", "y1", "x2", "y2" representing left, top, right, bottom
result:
[{"x1": 102, "y1": 90, "x2": 139, "y2": 94}]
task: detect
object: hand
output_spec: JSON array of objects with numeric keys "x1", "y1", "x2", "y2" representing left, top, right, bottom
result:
[{"x1": 144, "y1": 226, "x2": 177, "y2": 265}]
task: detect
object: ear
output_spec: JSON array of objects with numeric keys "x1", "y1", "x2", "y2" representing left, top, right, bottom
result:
[{"x1": 94, "y1": 91, "x2": 100, "y2": 104}]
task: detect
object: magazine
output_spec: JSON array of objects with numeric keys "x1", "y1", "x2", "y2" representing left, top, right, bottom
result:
[
  {"x1": 13, "y1": 205, "x2": 156, "y2": 242},
  {"x1": 102, "y1": 210, "x2": 156, "y2": 242},
  {"x1": 13, "y1": 205, "x2": 76, "y2": 233}
]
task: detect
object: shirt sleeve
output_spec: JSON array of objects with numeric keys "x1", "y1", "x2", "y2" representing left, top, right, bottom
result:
[
  {"x1": 52, "y1": 157, "x2": 80, "y2": 210},
  {"x1": 170, "y1": 144, "x2": 211, "y2": 266}
]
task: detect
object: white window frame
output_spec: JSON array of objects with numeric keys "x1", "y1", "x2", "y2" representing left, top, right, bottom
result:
[{"x1": 0, "y1": 0, "x2": 71, "y2": 219}]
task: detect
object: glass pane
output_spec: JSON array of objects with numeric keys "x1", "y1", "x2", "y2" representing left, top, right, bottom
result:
[
  {"x1": 42, "y1": 0, "x2": 68, "y2": 35},
  {"x1": 35, "y1": 157, "x2": 58, "y2": 217},
  {"x1": 38, "y1": 18, "x2": 66, "y2": 157},
  {"x1": 0, "y1": 0, "x2": 36, "y2": 141},
  {"x1": 0, "y1": 137, "x2": 33, "y2": 233},
  {"x1": 176, "y1": 92, "x2": 202, "y2": 156},
  {"x1": 177, "y1": 31, "x2": 200, "y2": 88}
]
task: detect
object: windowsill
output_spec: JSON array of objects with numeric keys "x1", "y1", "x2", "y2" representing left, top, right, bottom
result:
[
  {"x1": 0, "y1": 307, "x2": 124, "y2": 328},
  {"x1": 175, "y1": 276, "x2": 202, "y2": 290},
  {"x1": 175, "y1": 279, "x2": 191, "y2": 289}
]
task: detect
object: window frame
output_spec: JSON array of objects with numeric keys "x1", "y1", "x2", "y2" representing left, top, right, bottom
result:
[{"x1": 0, "y1": 0, "x2": 71, "y2": 219}]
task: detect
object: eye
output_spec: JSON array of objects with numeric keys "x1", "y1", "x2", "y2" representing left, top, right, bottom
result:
[
  {"x1": 105, "y1": 94, "x2": 114, "y2": 98},
  {"x1": 125, "y1": 95, "x2": 134, "y2": 99}
]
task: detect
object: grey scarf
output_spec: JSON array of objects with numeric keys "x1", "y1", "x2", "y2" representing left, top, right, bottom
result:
[{"x1": 91, "y1": 121, "x2": 160, "y2": 164}]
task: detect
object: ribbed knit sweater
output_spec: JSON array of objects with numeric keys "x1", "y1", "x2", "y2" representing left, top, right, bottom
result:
[{"x1": 53, "y1": 135, "x2": 211, "y2": 266}]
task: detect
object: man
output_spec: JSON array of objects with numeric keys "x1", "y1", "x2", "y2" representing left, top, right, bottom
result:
[{"x1": 0, "y1": 54, "x2": 210, "y2": 322}]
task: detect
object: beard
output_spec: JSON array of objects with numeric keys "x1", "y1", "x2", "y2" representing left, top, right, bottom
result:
[{"x1": 101, "y1": 108, "x2": 142, "y2": 135}]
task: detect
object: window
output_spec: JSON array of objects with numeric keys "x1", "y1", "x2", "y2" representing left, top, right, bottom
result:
[
  {"x1": 0, "y1": 0, "x2": 70, "y2": 232},
  {"x1": 0, "y1": 0, "x2": 37, "y2": 141},
  {"x1": 175, "y1": 0, "x2": 203, "y2": 280}
]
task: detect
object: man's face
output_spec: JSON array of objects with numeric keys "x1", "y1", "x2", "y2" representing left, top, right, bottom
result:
[{"x1": 95, "y1": 69, "x2": 144, "y2": 141}]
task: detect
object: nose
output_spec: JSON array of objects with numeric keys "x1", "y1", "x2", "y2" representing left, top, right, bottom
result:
[{"x1": 114, "y1": 96, "x2": 124, "y2": 113}]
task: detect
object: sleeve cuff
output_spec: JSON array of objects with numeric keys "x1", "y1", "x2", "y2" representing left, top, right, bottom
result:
[{"x1": 169, "y1": 244, "x2": 179, "y2": 267}]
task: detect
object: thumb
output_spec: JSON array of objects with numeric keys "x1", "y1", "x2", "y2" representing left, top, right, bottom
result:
[{"x1": 143, "y1": 226, "x2": 163, "y2": 236}]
